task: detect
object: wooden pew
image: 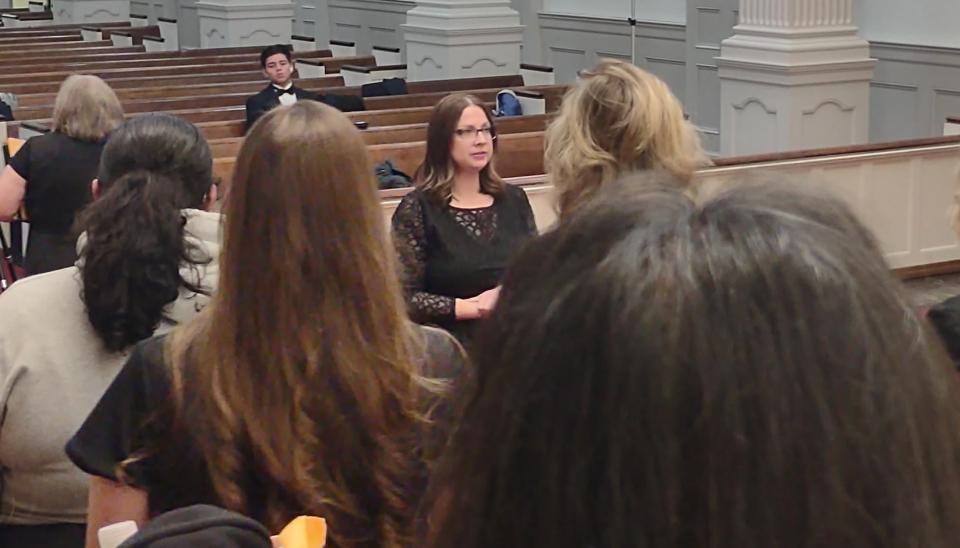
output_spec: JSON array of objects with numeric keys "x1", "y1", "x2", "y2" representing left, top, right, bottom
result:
[
  {"x1": 0, "y1": 27, "x2": 89, "y2": 38},
  {"x1": 0, "y1": 70, "x2": 299, "y2": 95},
  {"x1": 213, "y1": 130, "x2": 547, "y2": 185},
  {"x1": 14, "y1": 76, "x2": 357, "y2": 119},
  {"x1": 11, "y1": 71, "x2": 513, "y2": 109},
  {"x1": 7, "y1": 49, "x2": 335, "y2": 78},
  {"x1": 82, "y1": 24, "x2": 160, "y2": 44},
  {"x1": 360, "y1": 85, "x2": 565, "y2": 113},
  {"x1": 0, "y1": 47, "x2": 144, "y2": 61},
  {"x1": 0, "y1": 21, "x2": 128, "y2": 34},
  {"x1": 15, "y1": 76, "x2": 347, "y2": 108},
  {"x1": 0, "y1": 40, "x2": 119, "y2": 54},
  {"x1": 194, "y1": 103, "x2": 495, "y2": 140},
  {"x1": 0, "y1": 33, "x2": 83, "y2": 45},
  {"x1": 0, "y1": 44, "x2": 305, "y2": 65},
  {"x1": 375, "y1": 136, "x2": 960, "y2": 271},
  {"x1": 11, "y1": 83, "x2": 563, "y2": 136},
  {"x1": 207, "y1": 114, "x2": 550, "y2": 158},
  {"x1": 945, "y1": 116, "x2": 960, "y2": 136},
  {"x1": 0, "y1": 54, "x2": 376, "y2": 87},
  {"x1": 107, "y1": 27, "x2": 161, "y2": 46},
  {"x1": 0, "y1": 11, "x2": 53, "y2": 27},
  {"x1": 6, "y1": 51, "x2": 334, "y2": 86},
  {"x1": 211, "y1": 130, "x2": 540, "y2": 187}
]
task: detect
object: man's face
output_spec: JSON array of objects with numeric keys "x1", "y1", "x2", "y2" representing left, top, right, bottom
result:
[{"x1": 263, "y1": 53, "x2": 294, "y2": 87}]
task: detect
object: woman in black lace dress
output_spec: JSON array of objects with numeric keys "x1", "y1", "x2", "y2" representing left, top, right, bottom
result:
[{"x1": 392, "y1": 93, "x2": 537, "y2": 343}]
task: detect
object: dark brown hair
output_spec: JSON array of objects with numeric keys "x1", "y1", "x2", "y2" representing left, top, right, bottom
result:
[
  {"x1": 426, "y1": 173, "x2": 960, "y2": 548},
  {"x1": 413, "y1": 93, "x2": 504, "y2": 203},
  {"x1": 80, "y1": 114, "x2": 213, "y2": 352},
  {"x1": 167, "y1": 101, "x2": 423, "y2": 547},
  {"x1": 259, "y1": 43, "x2": 293, "y2": 68}
]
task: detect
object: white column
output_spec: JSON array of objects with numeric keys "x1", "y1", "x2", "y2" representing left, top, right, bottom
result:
[
  {"x1": 54, "y1": 0, "x2": 130, "y2": 23},
  {"x1": 716, "y1": 0, "x2": 876, "y2": 155},
  {"x1": 195, "y1": 0, "x2": 293, "y2": 48},
  {"x1": 401, "y1": 0, "x2": 524, "y2": 82}
]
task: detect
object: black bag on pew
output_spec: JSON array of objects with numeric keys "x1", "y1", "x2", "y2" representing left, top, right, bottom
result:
[
  {"x1": 0, "y1": 99, "x2": 13, "y2": 122},
  {"x1": 374, "y1": 160, "x2": 414, "y2": 190}
]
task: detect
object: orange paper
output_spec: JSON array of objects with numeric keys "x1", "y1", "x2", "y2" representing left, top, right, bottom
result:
[{"x1": 277, "y1": 515, "x2": 327, "y2": 548}]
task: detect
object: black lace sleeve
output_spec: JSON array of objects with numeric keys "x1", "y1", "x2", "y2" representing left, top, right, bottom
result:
[{"x1": 391, "y1": 194, "x2": 456, "y2": 323}]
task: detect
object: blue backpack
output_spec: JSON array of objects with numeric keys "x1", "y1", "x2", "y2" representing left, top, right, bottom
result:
[{"x1": 493, "y1": 90, "x2": 522, "y2": 117}]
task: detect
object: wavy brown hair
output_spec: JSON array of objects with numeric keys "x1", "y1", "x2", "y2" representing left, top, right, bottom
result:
[
  {"x1": 166, "y1": 101, "x2": 423, "y2": 547},
  {"x1": 545, "y1": 59, "x2": 706, "y2": 218},
  {"x1": 413, "y1": 93, "x2": 504, "y2": 203},
  {"x1": 427, "y1": 173, "x2": 960, "y2": 547}
]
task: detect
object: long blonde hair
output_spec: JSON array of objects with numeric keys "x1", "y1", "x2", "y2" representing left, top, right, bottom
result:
[
  {"x1": 545, "y1": 59, "x2": 705, "y2": 218},
  {"x1": 51, "y1": 74, "x2": 123, "y2": 141},
  {"x1": 167, "y1": 101, "x2": 423, "y2": 547}
]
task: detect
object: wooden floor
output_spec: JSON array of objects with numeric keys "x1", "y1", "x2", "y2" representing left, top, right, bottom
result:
[{"x1": 904, "y1": 273, "x2": 960, "y2": 308}]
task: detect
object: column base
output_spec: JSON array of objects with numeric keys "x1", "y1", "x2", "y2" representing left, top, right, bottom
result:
[
  {"x1": 53, "y1": 0, "x2": 129, "y2": 24},
  {"x1": 401, "y1": 0, "x2": 523, "y2": 82},
  {"x1": 403, "y1": 26, "x2": 523, "y2": 81},
  {"x1": 195, "y1": 0, "x2": 293, "y2": 48},
  {"x1": 717, "y1": 27, "x2": 876, "y2": 156}
]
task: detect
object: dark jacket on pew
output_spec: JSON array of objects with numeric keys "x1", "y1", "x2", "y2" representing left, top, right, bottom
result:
[{"x1": 0, "y1": 99, "x2": 12, "y2": 121}]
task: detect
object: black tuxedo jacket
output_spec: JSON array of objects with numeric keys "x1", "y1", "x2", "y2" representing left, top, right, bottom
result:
[
  {"x1": 244, "y1": 85, "x2": 368, "y2": 132},
  {"x1": 244, "y1": 84, "x2": 319, "y2": 131}
]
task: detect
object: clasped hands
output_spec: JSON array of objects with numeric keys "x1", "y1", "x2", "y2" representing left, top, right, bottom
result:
[{"x1": 454, "y1": 287, "x2": 500, "y2": 320}]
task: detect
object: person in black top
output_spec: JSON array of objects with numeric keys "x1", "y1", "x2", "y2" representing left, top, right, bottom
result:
[
  {"x1": 244, "y1": 44, "x2": 319, "y2": 132},
  {"x1": 392, "y1": 93, "x2": 538, "y2": 344},
  {"x1": 0, "y1": 74, "x2": 123, "y2": 275},
  {"x1": 67, "y1": 102, "x2": 466, "y2": 547}
]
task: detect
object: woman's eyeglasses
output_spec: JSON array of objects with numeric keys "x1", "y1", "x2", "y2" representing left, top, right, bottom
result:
[{"x1": 454, "y1": 126, "x2": 497, "y2": 140}]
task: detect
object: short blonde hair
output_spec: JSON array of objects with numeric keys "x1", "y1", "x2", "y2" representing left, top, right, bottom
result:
[
  {"x1": 545, "y1": 59, "x2": 706, "y2": 218},
  {"x1": 51, "y1": 75, "x2": 124, "y2": 142}
]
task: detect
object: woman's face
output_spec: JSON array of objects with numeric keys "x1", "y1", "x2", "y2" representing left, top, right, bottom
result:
[{"x1": 449, "y1": 105, "x2": 495, "y2": 174}]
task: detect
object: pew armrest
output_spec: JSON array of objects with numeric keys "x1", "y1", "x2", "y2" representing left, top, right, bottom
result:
[
  {"x1": 297, "y1": 58, "x2": 327, "y2": 78},
  {"x1": 520, "y1": 63, "x2": 555, "y2": 86}
]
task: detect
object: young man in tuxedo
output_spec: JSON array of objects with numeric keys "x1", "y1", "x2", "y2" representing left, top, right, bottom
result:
[{"x1": 244, "y1": 44, "x2": 319, "y2": 131}]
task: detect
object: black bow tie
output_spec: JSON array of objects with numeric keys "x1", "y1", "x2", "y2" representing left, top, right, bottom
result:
[{"x1": 274, "y1": 87, "x2": 295, "y2": 96}]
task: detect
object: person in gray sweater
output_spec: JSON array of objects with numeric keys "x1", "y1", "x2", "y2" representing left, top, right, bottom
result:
[{"x1": 0, "y1": 114, "x2": 221, "y2": 548}]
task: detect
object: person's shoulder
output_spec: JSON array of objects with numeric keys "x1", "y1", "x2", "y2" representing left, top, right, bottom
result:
[
  {"x1": 399, "y1": 187, "x2": 425, "y2": 202},
  {"x1": 501, "y1": 182, "x2": 528, "y2": 200},
  {"x1": 295, "y1": 86, "x2": 319, "y2": 99},
  {"x1": 0, "y1": 266, "x2": 80, "y2": 313},
  {"x1": 396, "y1": 188, "x2": 430, "y2": 211},
  {"x1": 246, "y1": 86, "x2": 272, "y2": 104},
  {"x1": 0, "y1": 267, "x2": 88, "y2": 359},
  {"x1": 134, "y1": 334, "x2": 169, "y2": 368}
]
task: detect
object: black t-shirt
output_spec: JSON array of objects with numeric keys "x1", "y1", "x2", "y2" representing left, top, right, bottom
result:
[
  {"x1": 66, "y1": 326, "x2": 466, "y2": 524},
  {"x1": 8, "y1": 131, "x2": 104, "y2": 235}
]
